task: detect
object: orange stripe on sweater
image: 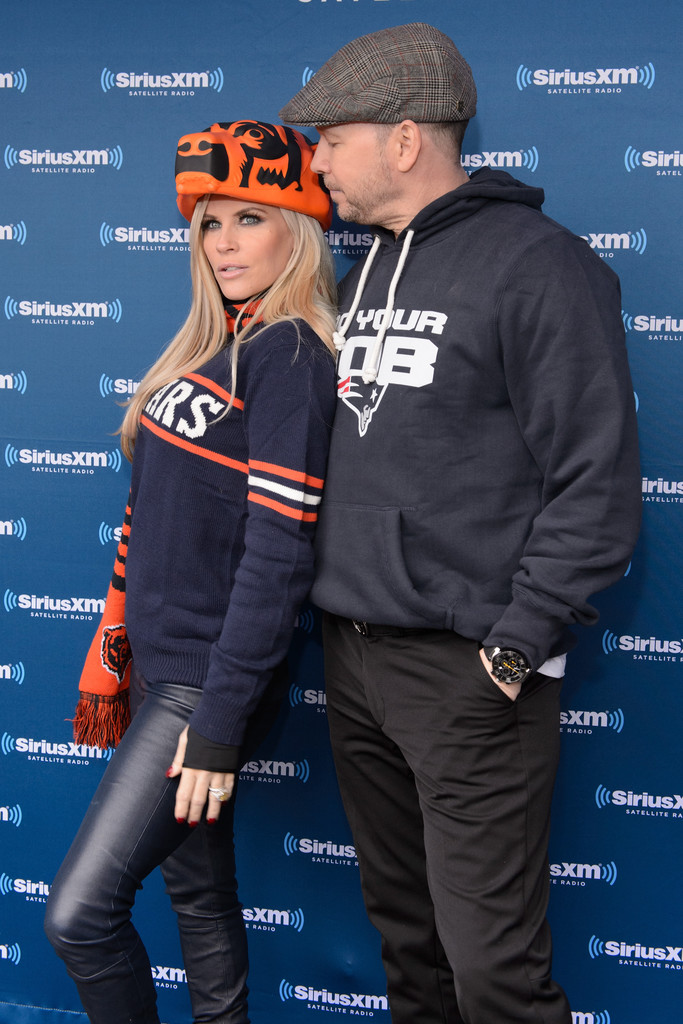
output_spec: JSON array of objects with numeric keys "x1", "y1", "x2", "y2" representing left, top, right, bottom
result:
[
  {"x1": 248, "y1": 491, "x2": 318, "y2": 522},
  {"x1": 185, "y1": 372, "x2": 244, "y2": 410},
  {"x1": 141, "y1": 415, "x2": 249, "y2": 473},
  {"x1": 249, "y1": 459, "x2": 324, "y2": 490}
]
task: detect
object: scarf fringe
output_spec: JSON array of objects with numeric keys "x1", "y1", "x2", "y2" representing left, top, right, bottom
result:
[{"x1": 71, "y1": 688, "x2": 131, "y2": 749}]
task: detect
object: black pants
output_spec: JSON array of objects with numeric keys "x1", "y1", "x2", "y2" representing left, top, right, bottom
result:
[
  {"x1": 323, "y1": 614, "x2": 571, "y2": 1024},
  {"x1": 45, "y1": 665, "x2": 285, "y2": 1024}
]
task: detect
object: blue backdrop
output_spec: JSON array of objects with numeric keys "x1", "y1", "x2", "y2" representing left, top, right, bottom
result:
[{"x1": 2, "y1": 2, "x2": 681, "y2": 1023}]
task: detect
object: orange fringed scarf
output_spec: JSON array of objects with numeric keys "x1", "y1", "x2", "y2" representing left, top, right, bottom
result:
[{"x1": 72, "y1": 500, "x2": 133, "y2": 749}]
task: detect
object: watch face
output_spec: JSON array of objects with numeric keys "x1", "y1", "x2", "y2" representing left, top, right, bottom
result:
[{"x1": 491, "y1": 650, "x2": 530, "y2": 684}]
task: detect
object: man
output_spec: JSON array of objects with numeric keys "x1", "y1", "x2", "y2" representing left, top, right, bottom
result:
[{"x1": 280, "y1": 22, "x2": 641, "y2": 1024}]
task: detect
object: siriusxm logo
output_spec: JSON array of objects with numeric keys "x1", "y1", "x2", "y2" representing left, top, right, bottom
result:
[
  {"x1": 0, "y1": 873, "x2": 50, "y2": 900},
  {"x1": 3, "y1": 590, "x2": 106, "y2": 618},
  {"x1": 243, "y1": 906, "x2": 305, "y2": 932},
  {"x1": 0, "y1": 943, "x2": 21, "y2": 965},
  {"x1": 0, "y1": 517, "x2": 27, "y2": 541},
  {"x1": 289, "y1": 684, "x2": 327, "y2": 708},
  {"x1": 99, "y1": 374, "x2": 140, "y2": 398},
  {"x1": 240, "y1": 758, "x2": 310, "y2": 783},
  {"x1": 624, "y1": 146, "x2": 682, "y2": 174},
  {"x1": 517, "y1": 62, "x2": 655, "y2": 91},
  {"x1": 595, "y1": 785, "x2": 683, "y2": 815},
  {"x1": 101, "y1": 67, "x2": 224, "y2": 93},
  {"x1": 324, "y1": 228, "x2": 373, "y2": 258},
  {"x1": 283, "y1": 832, "x2": 357, "y2": 861},
  {"x1": 99, "y1": 222, "x2": 189, "y2": 248},
  {"x1": 589, "y1": 934, "x2": 683, "y2": 966},
  {"x1": 622, "y1": 311, "x2": 682, "y2": 339},
  {"x1": 0, "y1": 221, "x2": 27, "y2": 244},
  {"x1": 5, "y1": 296, "x2": 122, "y2": 323},
  {"x1": 151, "y1": 965, "x2": 187, "y2": 986},
  {"x1": 0, "y1": 370, "x2": 27, "y2": 394},
  {"x1": 581, "y1": 230, "x2": 647, "y2": 255},
  {"x1": 4, "y1": 144, "x2": 123, "y2": 171},
  {"x1": 0, "y1": 69, "x2": 27, "y2": 92},
  {"x1": 571, "y1": 1013, "x2": 611, "y2": 1024},
  {"x1": 602, "y1": 629, "x2": 683, "y2": 658},
  {"x1": 560, "y1": 708, "x2": 624, "y2": 733},
  {"x1": 5, "y1": 444, "x2": 122, "y2": 473},
  {"x1": 279, "y1": 979, "x2": 388, "y2": 1012},
  {"x1": 1, "y1": 732, "x2": 114, "y2": 761},
  {"x1": 549, "y1": 860, "x2": 617, "y2": 886},
  {"x1": 0, "y1": 805, "x2": 22, "y2": 827},
  {"x1": 0, "y1": 662, "x2": 25, "y2": 685},
  {"x1": 461, "y1": 147, "x2": 539, "y2": 173},
  {"x1": 98, "y1": 522, "x2": 123, "y2": 545}
]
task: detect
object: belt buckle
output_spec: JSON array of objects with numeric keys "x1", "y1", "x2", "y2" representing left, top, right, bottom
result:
[{"x1": 352, "y1": 620, "x2": 369, "y2": 636}]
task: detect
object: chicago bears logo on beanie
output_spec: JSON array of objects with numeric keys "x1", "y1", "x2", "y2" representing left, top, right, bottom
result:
[{"x1": 175, "y1": 120, "x2": 332, "y2": 229}]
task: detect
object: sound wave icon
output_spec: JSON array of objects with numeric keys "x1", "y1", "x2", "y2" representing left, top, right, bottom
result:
[
  {"x1": 12, "y1": 69, "x2": 27, "y2": 93},
  {"x1": 601, "y1": 862, "x2": 618, "y2": 886},
  {"x1": 0, "y1": 942, "x2": 21, "y2": 965},
  {"x1": 100, "y1": 222, "x2": 115, "y2": 246},
  {"x1": 100, "y1": 67, "x2": 116, "y2": 92},
  {"x1": 608, "y1": 708, "x2": 625, "y2": 733},
  {"x1": 11, "y1": 518, "x2": 27, "y2": 541},
  {"x1": 107, "y1": 145, "x2": 124, "y2": 170},
  {"x1": 289, "y1": 908, "x2": 305, "y2": 933},
  {"x1": 107, "y1": 449, "x2": 122, "y2": 472},
  {"x1": 4, "y1": 445, "x2": 19, "y2": 467},
  {"x1": 107, "y1": 298, "x2": 123, "y2": 322},
  {"x1": 4, "y1": 145, "x2": 19, "y2": 169},
  {"x1": 10, "y1": 663, "x2": 25, "y2": 685},
  {"x1": 283, "y1": 832, "x2": 299, "y2": 856},
  {"x1": 3, "y1": 590, "x2": 18, "y2": 613},
  {"x1": 4, "y1": 296, "x2": 19, "y2": 319},
  {"x1": 289, "y1": 684, "x2": 304, "y2": 707},
  {"x1": 2, "y1": 804, "x2": 22, "y2": 827},
  {"x1": 99, "y1": 373, "x2": 115, "y2": 397},
  {"x1": 522, "y1": 146, "x2": 539, "y2": 172},
  {"x1": 601, "y1": 630, "x2": 620, "y2": 655},
  {"x1": 11, "y1": 371, "x2": 27, "y2": 394},
  {"x1": 209, "y1": 68, "x2": 224, "y2": 92},
  {"x1": 0, "y1": 874, "x2": 15, "y2": 896},
  {"x1": 12, "y1": 221, "x2": 27, "y2": 245},
  {"x1": 301, "y1": 66, "x2": 315, "y2": 87},
  {"x1": 629, "y1": 228, "x2": 647, "y2": 254},
  {"x1": 588, "y1": 935, "x2": 605, "y2": 959},
  {"x1": 595, "y1": 784, "x2": 612, "y2": 809},
  {"x1": 621, "y1": 311, "x2": 634, "y2": 332},
  {"x1": 638, "y1": 63, "x2": 655, "y2": 89},
  {"x1": 624, "y1": 146, "x2": 641, "y2": 172},
  {"x1": 294, "y1": 760, "x2": 310, "y2": 784},
  {"x1": 295, "y1": 607, "x2": 315, "y2": 634},
  {"x1": 279, "y1": 979, "x2": 294, "y2": 1001},
  {"x1": 1, "y1": 733, "x2": 17, "y2": 755},
  {"x1": 98, "y1": 522, "x2": 117, "y2": 545},
  {"x1": 516, "y1": 65, "x2": 533, "y2": 90}
]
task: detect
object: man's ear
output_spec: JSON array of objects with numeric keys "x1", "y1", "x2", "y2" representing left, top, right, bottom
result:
[{"x1": 394, "y1": 120, "x2": 422, "y2": 173}]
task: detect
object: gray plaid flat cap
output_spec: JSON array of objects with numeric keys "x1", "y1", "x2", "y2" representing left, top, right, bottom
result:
[{"x1": 280, "y1": 22, "x2": 476, "y2": 127}]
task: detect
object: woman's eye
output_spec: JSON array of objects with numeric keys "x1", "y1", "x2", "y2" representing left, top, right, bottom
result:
[
  {"x1": 240, "y1": 213, "x2": 262, "y2": 225},
  {"x1": 202, "y1": 218, "x2": 221, "y2": 231}
]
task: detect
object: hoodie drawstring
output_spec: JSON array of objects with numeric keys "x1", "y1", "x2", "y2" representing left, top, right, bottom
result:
[{"x1": 331, "y1": 230, "x2": 415, "y2": 385}]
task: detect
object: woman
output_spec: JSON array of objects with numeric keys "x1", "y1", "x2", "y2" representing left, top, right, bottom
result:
[{"x1": 45, "y1": 120, "x2": 337, "y2": 1024}]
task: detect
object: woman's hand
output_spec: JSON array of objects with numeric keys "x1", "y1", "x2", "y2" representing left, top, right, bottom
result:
[{"x1": 167, "y1": 726, "x2": 235, "y2": 826}]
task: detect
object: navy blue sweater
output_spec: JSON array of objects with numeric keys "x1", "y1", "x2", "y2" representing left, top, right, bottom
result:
[
  {"x1": 311, "y1": 170, "x2": 641, "y2": 670},
  {"x1": 125, "y1": 320, "x2": 335, "y2": 746}
]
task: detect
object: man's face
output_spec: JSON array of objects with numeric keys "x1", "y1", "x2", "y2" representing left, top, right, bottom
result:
[{"x1": 311, "y1": 123, "x2": 395, "y2": 226}]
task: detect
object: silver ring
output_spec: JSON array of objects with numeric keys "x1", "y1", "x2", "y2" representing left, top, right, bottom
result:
[{"x1": 208, "y1": 786, "x2": 230, "y2": 803}]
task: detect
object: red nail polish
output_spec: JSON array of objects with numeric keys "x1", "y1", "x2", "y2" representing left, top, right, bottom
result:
[
  {"x1": 188, "y1": 820, "x2": 199, "y2": 828},
  {"x1": 176, "y1": 817, "x2": 185, "y2": 825},
  {"x1": 206, "y1": 818, "x2": 217, "y2": 826},
  {"x1": 165, "y1": 767, "x2": 173, "y2": 778}
]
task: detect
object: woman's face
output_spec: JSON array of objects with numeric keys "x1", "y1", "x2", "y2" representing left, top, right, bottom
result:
[{"x1": 201, "y1": 195, "x2": 293, "y2": 302}]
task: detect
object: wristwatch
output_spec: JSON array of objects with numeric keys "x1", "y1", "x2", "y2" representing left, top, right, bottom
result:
[{"x1": 482, "y1": 646, "x2": 532, "y2": 684}]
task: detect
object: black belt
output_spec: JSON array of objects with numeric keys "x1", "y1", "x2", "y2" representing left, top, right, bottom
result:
[{"x1": 351, "y1": 619, "x2": 433, "y2": 638}]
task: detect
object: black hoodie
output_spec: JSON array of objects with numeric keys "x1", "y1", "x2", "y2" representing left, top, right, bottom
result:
[{"x1": 311, "y1": 170, "x2": 641, "y2": 671}]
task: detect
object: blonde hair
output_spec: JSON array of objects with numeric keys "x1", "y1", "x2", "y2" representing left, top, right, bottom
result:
[{"x1": 120, "y1": 196, "x2": 337, "y2": 460}]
